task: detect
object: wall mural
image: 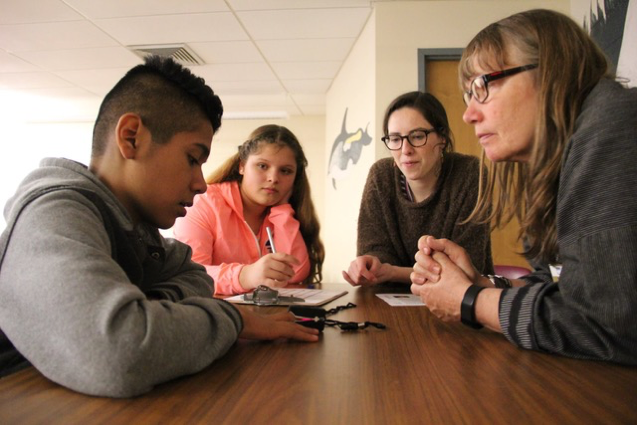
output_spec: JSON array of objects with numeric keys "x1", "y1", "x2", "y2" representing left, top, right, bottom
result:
[
  {"x1": 579, "y1": 0, "x2": 636, "y2": 86},
  {"x1": 327, "y1": 108, "x2": 372, "y2": 189}
]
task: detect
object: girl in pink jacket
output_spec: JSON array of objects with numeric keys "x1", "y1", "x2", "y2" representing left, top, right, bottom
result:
[{"x1": 173, "y1": 125, "x2": 324, "y2": 295}]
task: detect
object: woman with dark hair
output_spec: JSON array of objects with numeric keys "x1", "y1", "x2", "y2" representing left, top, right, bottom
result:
[
  {"x1": 343, "y1": 91, "x2": 493, "y2": 286},
  {"x1": 411, "y1": 9, "x2": 637, "y2": 364},
  {"x1": 174, "y1": 125, "x2": 324, "y2": 295}
]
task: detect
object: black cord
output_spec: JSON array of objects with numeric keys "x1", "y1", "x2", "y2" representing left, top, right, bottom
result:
[
  {"x1": 292, "y1": 302, "x2": 386, "y2": 332},
  {"x1": 325, "y1": 302, "x2": 357, "y2": 316},
  {"x1": 324, "y1": 319, "x2": 386, "y2": 331}
]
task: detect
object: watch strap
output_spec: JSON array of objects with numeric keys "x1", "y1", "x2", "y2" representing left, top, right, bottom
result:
[{"x1": 461, "y1": 285, "x2": 486, "y2": 329}]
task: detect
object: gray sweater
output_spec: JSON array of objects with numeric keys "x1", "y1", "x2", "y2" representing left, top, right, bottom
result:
[
  {"x1": 0, "y1": 158, "x2": 243, "y2": 397},
  {"x1": 500, "y1": 79, "x2": 637, "y2": 364},
  {"x1": 358, "y1": 153, "x2": 494, "y2": 275}
]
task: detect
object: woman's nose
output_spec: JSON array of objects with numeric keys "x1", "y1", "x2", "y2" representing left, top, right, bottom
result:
[
  {"x1": 462, "y1": 101, "x2": 481, "y2": 125},
  {"x1": 401, "y1": 138, "x2": 414, "y2": 154}
]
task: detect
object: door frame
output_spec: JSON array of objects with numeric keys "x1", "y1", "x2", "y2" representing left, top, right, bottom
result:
[{"x1": 417, "y1": 48, "x2": 463, "y2": 92}]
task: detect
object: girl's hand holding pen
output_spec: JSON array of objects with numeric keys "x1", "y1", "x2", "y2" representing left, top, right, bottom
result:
[
  {"x1": 239, "y1": 225, "x2": 300, "y2": 290},
  {"x1": 239, "y1": 253, "x2": 300, "y2": 290}
]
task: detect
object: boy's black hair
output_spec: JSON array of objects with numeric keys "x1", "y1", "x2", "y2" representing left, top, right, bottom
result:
[{"x1": 91, "y1": 55, "x2": 223, "y2": 157}]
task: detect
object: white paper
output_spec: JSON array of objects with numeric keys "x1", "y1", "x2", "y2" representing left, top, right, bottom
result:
[
  {"x1": 376, "y1": 293, "x2": 426, "y2": 307},
  {"x1": 226, "y1": 288, "x2": 348, "y2": 306}
]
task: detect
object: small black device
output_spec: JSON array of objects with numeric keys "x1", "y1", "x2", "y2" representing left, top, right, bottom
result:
[{"x1": 289, "y1": 305, "x2": 326, "y2": 331}]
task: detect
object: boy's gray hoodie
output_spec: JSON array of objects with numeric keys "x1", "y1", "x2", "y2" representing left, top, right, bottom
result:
[{"x1": 0, "y1": 158, "x2": 242, "y2": 397}]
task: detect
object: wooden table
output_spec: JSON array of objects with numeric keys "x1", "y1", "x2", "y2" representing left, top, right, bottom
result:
[{"x1": 1, "y1": 283, "x2": 636, "y2": 424}]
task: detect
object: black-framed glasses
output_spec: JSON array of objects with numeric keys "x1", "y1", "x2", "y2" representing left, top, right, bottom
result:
[
  {"x1": 381, "y1": 128, "x2": 436, "y2": 150},
  {"x1": 463, "y1": 64, "x2": 537, "y2": 105}
]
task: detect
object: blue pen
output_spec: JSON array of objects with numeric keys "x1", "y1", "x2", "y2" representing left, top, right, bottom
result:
[{"x1": 266, "y1": 226, "x2": 276, "y2": 254}]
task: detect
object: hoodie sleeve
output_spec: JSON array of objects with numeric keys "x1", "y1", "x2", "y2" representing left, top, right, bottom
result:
[
  {"x1": 0, "y1": 190, "x2": 242, "y2": 397},
  {"x1": 265, "y1": 204, "x2": 310, "y2": 283}
]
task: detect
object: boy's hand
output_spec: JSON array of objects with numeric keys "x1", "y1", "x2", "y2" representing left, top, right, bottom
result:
[{"x1": 238, "y1": 309, "x2": 320, "y2": 342}]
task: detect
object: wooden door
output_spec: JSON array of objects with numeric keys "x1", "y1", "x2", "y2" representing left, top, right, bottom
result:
[{"x1": 425, "y1": 60, "x2": 530, "y2": 270}]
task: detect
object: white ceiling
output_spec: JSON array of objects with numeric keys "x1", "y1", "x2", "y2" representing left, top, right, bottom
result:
[{"x1": 0, "y1": 0, "x2": 413, "y2": 121}]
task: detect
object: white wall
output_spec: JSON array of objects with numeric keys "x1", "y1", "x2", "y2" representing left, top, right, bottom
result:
[
  {"x1": 0, "y1": 89, "x2": 98, "y2": 230},
  {"x1": 0, "y1": 93, "x2": 325, "y2": 235},
  {"x1": 323, "y1": 10, "x2": 376, "y2": 283}
]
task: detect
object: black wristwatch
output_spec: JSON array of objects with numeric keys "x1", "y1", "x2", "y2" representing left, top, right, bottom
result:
[{"x1": 461, "y1": 285, "x2": 485, "y2": 329}]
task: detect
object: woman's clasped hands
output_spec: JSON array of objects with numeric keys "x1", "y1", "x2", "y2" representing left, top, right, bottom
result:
[{"x1": 410, "y1": 235, "x2": 491, "y2": 323}]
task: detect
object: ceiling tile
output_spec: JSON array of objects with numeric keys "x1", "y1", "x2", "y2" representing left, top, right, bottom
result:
[
  {"x1": 298, "y1": 104, "x2": 326, "y2": 115},
  {"x1": 221, "y1": 94, "x2": 301, "y2": 117},
  {"x1": 228, "y1": 0, "x2": 373, "y2": 10},
  {"x1": 257, "y1": 38, "x2": 354, "y2": 62},
  {"x1": 17, "y1": 47, "x2": 141, "y2": 71},
  {"x1": 211, "y1": 80, "x2": 286, "y2": 96},
  {"x1": 195, "y1": 63, "x2": 277, "y2": 83},
  {"x1": 291, "y1": 93, "x2": 326, "y2": 106},
  {"x1": 189, "y1": 41, "x2": 262, "y2": 64},
  {"x1": 221, "y1": 93, "x2": 291, "y2": 107},
  {"x1": 271, "y1": 61, "x2": 341, "y2": 80},
  {"x1": 0, "y1": 71, "x2": 72, "y2": 89},
  {"x1": 64, "y1": 0, "x2": 228, "y2": 19},
  {"x1": 0, "y1": 0, "x2": 83, "y2": 24},
  {"x1": 0, "y1": 0, "x2": 381, "y2": 120},
  {"x1": 0, "y1": 52, "x2": 40, "y2": 73},
  {"x1": 237, "y1": 8, "x2": 371, "y2": 39},
  {"x1": 93, "y1": 13, "x2": 248, "y2": 46},
  {"x1": 283, "y1": 79, "x2": 332, "y2": 94},
  {"x1": 55, "y1": 68, "x2": 131, "y2": 94},
  {"x1": 0, "y1": 21, "x2": 118, "y2": 52}
]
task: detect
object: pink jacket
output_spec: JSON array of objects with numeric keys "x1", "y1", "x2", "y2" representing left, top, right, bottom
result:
[{"x1": 173, "y1": 181, "x2": 310, "y2": 295}]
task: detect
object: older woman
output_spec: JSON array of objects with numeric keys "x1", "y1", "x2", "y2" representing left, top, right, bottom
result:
[
  {"x1": 411, "y1": 9, "x2": 637, "y2": 364},
  {"x1": 343, "y1": 91, "x2": 493, "y2": 286}
]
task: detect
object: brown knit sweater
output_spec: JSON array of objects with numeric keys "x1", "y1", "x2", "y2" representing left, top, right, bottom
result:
[{"x1": 357, "y1": 153, "x2": 494, "y2": 274}]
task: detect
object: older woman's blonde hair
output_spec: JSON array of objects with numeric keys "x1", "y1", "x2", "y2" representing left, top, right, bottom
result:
[
  {"x1": 459, "y1": 9, "x2": 612, "y2": 263},
  {"x1": 208, "y1": 125, "x2": 325, "y2": 284}
]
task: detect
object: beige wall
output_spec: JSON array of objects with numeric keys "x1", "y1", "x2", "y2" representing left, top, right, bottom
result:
[
  {"x1": 322, "y1": 0, "x2": 569, "y2": 283},
  {"x1": 323, "y1": 11, "x2": 377, "y2": 282}
]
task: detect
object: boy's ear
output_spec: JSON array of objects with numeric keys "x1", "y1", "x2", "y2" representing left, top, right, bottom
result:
[{"x1": 115, "y1": 113, "x2": 143, "y2": 159}]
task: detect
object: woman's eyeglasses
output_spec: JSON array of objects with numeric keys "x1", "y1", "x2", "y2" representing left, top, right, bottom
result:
[
  {"x1": 381, "y1": 128, "x2": 436, "y2": 150},
  {"x1": 463, "y1": 64, "x2": 537, "y2": 105}
]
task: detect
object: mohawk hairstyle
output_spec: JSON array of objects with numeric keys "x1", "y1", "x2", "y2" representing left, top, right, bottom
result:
[{"x1": 91, "y1": 55, "x2": 223, "y2": 157}]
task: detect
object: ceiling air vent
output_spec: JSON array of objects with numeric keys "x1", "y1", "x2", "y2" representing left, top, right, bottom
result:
[{"x1": 129, "y1": 44, "x2": 204, "y2": 66}]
